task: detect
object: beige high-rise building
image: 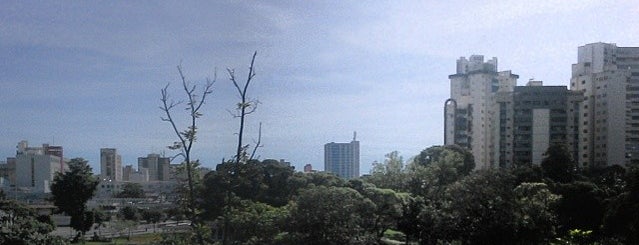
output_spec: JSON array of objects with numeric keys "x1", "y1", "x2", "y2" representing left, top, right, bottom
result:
[
  {"x1": 445, "y1": 55, "x2": 518, "y2": 169},
  {"x1": 570, "y1": 43, "x2": 639, "y2": 167},
  {"x1": 100, "y1": 148, "x2": 122, "y2": 181}
]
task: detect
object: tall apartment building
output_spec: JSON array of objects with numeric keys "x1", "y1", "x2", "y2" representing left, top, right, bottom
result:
[
  {"x1": 570, "y1": 42, "x2": 639, "y2": 167},
  {"x1": 100, "y1": 148, "x2": 122, "y2": 181},
  {"x1": 324, "y1": 132, "x2": 360, "y2": 179},
  {"x1": 445, "y1": 55, "x2": 518, "y2": 169},
  {"x1": 14, "y1": 141, "x2": 67, "y2": 192},
  {"x1": 495, "y1": 81, "x2": 582, "y2": 167},
  {"x1": 138, "y1": 153, "x2": 170, "y2": 181}
]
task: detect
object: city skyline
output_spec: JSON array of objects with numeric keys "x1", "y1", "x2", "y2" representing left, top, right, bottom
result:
[{"x1": 1, "y1": 1, "x2": 638, "y2": 174}]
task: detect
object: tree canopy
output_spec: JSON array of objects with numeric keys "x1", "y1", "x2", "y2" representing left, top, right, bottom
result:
[
  {"x1": 50, "y1": 158, "x2": 99, "y2": 237},
  {"x1": 115, "y1": 182, "x2": 145, "y2": 198}
]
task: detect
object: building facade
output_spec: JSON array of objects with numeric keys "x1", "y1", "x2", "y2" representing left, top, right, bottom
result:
[
  {"x1": 123, "y1": 165, "x2": 149, "y2": 182},
  {"x1": 324, "y1": 133, "x2": 360, "y2": 179},
  {"x1": 100, "y1": 148, "x2": 122, "y2": 181},
  {"x1": 14, "y1": 141, "x2": 67, "y2": 193},
  {"x1": 137, "y1": 153, "x2": 170, "y2": 181},
  {"x1": 496, "y1": 81, "x2": 582, "y2": 167},
  {"x1": 570, "y1": 42, "x2": 639, "y2": 167},
  {"x1": 446, "y1": 56, "x2": 583, "y2": 169},
  {"x1": 445, "y1": 55, "x2": 518, "y2": 169},
  {"x1": 0, "y1": 158, "x2": 16, "y2": 186}
]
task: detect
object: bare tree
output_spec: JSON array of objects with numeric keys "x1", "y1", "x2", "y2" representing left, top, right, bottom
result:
[
  {"x1": 160, "y1": 65, "x2": 214, "y2": 245},
  {"x1": 227, "y1": 51, "x2": 260, "y2": 164},
  {"x1": 222, "y1": 51, "x2": 263, "y2": 245}
]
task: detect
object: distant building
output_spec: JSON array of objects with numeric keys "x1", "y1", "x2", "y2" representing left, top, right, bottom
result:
[
  {"x1": 570, "y1": 42, "x2": 639, "y2": 167},
  {"x1": 100, "y1": 148, "x2": 122, "y2": 181},
  {"x1": 324, "y1": 132, "x2": 360, "y2": 179},
  {"x1": 279, "y1": 159, "x2": 291, "y2": 167},
  {"x1": 303, "y1": 164, "x2": 313, "y2": 173},
  {"x1": 0, "y1": 157, "x2": 16, "y2": 186},
  {"x1": 95, "y1": 180, "x2": 177, "y2": 200},
  {"x1": 122, "y1": 165, "x2": 149, "y2": 182},
  {"x1": 138, "y1": 153, "x2": 170, "y2": 181},
  {"x1": 14, "y1": 141, "x2": 67, "y2": 193}
]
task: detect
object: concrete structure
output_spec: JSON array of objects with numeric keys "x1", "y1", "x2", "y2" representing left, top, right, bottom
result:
[
  {"x1": 0, "y1": 158, "x2": 16, "y2": 186},
  {"x1": 14, "y1": 141, "x2": 67, "y2": 193},
  {"x1": 445, "y1": 55, "x2": 518, "y2": 169},
  {"x1": 324, "y1": 132, "x2": 360, "y2": 178},
  {"x1": 95, "y1": 180, "x2": 177, "y2": 200},
  {"x1": 100, "y1": 148, "x2": 122, "y2": 181},
  {"x1": 138, "y1": 153, "x2": 170, "y2": 181},
  {"x1": 123, "y1": 165, "x2": 149, "y2": 182},
  {"x1": 570, "y1": 42, "x2": 639, "y2": 167},
  {"x1": 495, "y1": 81, "x2": 582, "y2": 167}
]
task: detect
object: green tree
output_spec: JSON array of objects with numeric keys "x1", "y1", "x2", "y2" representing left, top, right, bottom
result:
[
  {"x1": 0, "y1": 199, "x2": 68, "y2": 245},
  {"x1": 398, "y1": 146, "x2": 477, "y2": 244},
  {"x1": 366, "y1": 151, "x2": 408, "y2": 191},
  {"x1": 514, "y1": 182, "x2": 560, "y2": 244},
  {"x1": 348, "y1": 179, "x2": 409, "y2": 242},
  {"x1": 396, "y1": 195, "x2": 426, "y2": 244},
  {"x1": 602, "y1": 166, "x2": 639, "y2": 243},
  {"x1": 50, "y1": 158, "x2": 99, "y2": 239},
  {"x1": 115, "y1": 182, "x2": 145, "y2": 198},
  {"x1": 141, "y1": 209, "x2": 164, "y2": 232},
  {"x1": 223, "y1": 199, "x2": 288, "y2": 244},
  {"x1": 512, "y1": 164, "x2": 544, "y2": 185},
  {"x1": 119, "y1": 206, "x2": 140, "y2": 221},
  {"x1": 584, "y1": 165, "x2": 626, "y2": 197},
  {"x1": 200, "y1": 159, "x2": 304, "y2": 221},
  {"x1": 285, "y1": 186, "x2": 376, "y2": 244},
  {"x1": 414, "y1": 145, "x2": 474, "y2": 175},
  {"x1": 554, "y1": 181, "x2": 605, "y2": 236},
  {"x1": 541, "y1": 144, "x2": 576, "y2": 183},
  {"x1": 92, "y1": 208, "x2": 110, "y2": 237},
  {"x1": 440, "y1": 170, "x2": 518, "y2": 244}
]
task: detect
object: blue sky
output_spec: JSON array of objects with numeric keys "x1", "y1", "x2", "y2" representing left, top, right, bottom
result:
[{"x1": 1, "y1": 0, "x2": 638, "y2": 174}]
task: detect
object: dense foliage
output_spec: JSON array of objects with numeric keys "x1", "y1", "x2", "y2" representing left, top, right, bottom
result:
[
  {"x1": 174, "y1": 145, "x2": 639, "y2": 244},
  {"x1": 50, "y1": 158, "x2": 99, "y2": 239},
  {"x1": 115, "y1": 182, "x2": 145, "y2": 198},
  {"x1": 0, "y1": 199, "x2": 68, "y2": 245}
]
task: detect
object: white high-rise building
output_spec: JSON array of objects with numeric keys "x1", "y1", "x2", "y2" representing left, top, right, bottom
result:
[
  {"x1": 324, "y1": 132, "x2": 360, "y2": 179},
  {"x1": 100, "y1": 148, "x2": 122, "y2": 181},
  {"x1": 445, "y1": 55, "x2": 518, "y2": 169},
  {"x1": 570, "y1": 42, "x2": 639, "y2": 167},
  {"x1": 14, "y1": 140, "x2": 67, "y2": 193}
]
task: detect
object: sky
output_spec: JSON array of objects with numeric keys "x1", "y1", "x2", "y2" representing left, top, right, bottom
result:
[{"x1": 1, "y1": 0, "x2": 638, "y2": 175}]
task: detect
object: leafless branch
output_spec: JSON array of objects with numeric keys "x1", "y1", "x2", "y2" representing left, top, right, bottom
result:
[
  {"x1": 230, "y1": 51, "x2": 259, "y2": 165},
  {"x1": 249, "y1": 122, "x2": 264, "y2": 160},
  {"x1": 160, "y1": 65, "x2": 215, "y2": 245}
]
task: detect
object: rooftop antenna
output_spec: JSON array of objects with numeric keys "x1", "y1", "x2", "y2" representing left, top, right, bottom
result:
[{"x1": 353, "y1": 131, "x2": 357, "y2": 141}]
